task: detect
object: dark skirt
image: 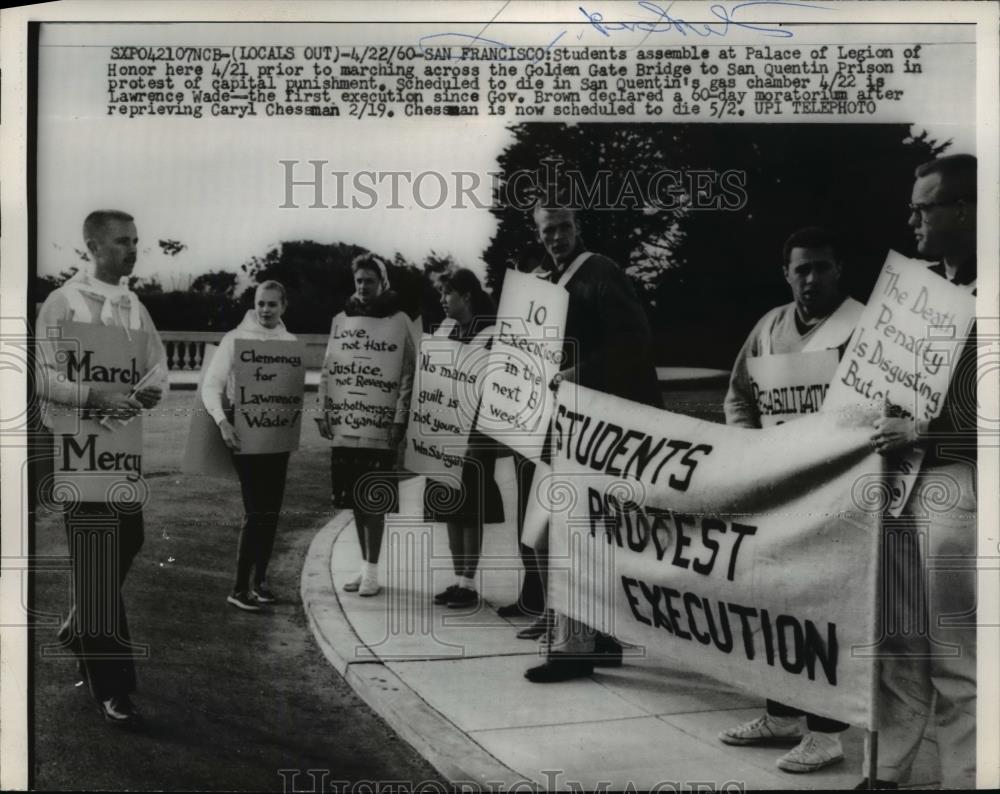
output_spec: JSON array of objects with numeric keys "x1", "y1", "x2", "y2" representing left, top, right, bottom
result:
[
  {"x1": 330, "y1": 447, "x2": 399, "y2": 513},
  {"x1": 423, "y1": 432, "x2": 504, "y2": 524}
]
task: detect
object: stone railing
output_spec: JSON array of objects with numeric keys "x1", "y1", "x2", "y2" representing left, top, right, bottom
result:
[{"x1": 160, "y1": 331, "x2": 330, "y2": 370}]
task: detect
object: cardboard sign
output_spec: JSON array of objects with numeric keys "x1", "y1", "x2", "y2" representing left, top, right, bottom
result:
[
  {"x1": 182, "y1": 344, "x2": 236, "y2": 480},
  {"x1": 825, "y1": 252, "x2": 976, "y2": 513},
  {"x1": 321, "y1": 313, "x2": 407, "y2": 440},
  {"x1": 475, "y1": 270, "x2": 568, "y2": 459},
  {"x1": 404, "y1": 334, "x2": 491, "y2": 478},
  {"x1": 746, "y1": 350, "x2": 840, "y2": 427},
  {"x1": 548, "y1": 383, "x2": 882, "y2": 727},
  {"x1": 233, "y1": 339, "x2": 306, "y2": 454},
  {"x1": 49, "y1": 321, "x2": 148, "y2": 503}
]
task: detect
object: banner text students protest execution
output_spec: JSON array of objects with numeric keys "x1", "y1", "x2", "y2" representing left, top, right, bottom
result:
[
  {"x1": 201, "y1": 280, "x2": 302, "y2": 611},
  {"x1": 858, "y1": 154, "x2": 979, "y2": 791},
  {"x1": 318, "y1": 254, "x2": 415, "y2": 597},
  {"x1": 37, "y1": 210, "x2": 167, "y2": 728},
  {"x1": 719, "y1": 226, "x2": 863, "y2": 774},
  {"x1": 521, "y1": 194, "x2": 663, "y2": 683}
]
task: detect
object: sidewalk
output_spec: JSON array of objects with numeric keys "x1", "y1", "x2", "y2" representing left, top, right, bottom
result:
[{"x1": 302, "y1": 458, "x2": 942, "y2": 791}]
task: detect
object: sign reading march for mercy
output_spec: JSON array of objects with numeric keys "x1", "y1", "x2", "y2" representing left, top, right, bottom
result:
[
  {"x1": 233, "y1": 339, "x2": 306, "y2": 454},
  {"x1": 547, "y1": 383, "x2": 882, "y2": 726},
  {"x1": 475, "y1": 270, "x2": 568, "y2": 459},
  {"x1": 746, "y1": 350, "x2": 840, "y2": 427},
  {"x1": 322, "y1": 313, "x2": 407, "y2": 440},
  {"x1": 49, "y1": 321, "x2": 148, "y2": 503},
  {"x1": 825, "y1": 252, "x2": 976, "y2": 514},
  {"x1": 404, "y1": 334, "x2": 492, "y2": 479}
]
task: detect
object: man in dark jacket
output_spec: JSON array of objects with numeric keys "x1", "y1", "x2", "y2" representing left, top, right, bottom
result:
[{"x1": 523, "y1": 198, "x2": 662, "y2": 682}]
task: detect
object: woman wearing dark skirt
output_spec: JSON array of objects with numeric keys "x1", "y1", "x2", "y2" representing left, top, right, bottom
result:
[
  {"x1": 425, "y1": 268, "x2": 504, "y2": 609},
  {"x1": 317, "y1": 254, "x2": 415, "y2": 597},
  {"x1": 202, "y1": 280, "x2": 298, "y2": 611}
]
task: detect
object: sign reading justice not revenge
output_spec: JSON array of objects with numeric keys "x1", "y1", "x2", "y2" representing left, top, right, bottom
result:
[
  {"x1": 476, "y1": 270, "x2": 568, "y2": 458},
  {"x1": 321, "y1": 313, "x2": 408, "y2": 440}
]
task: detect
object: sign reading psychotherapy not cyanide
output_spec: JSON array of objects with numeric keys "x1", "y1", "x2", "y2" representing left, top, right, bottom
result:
[
  {"x1": 232, "y1": 339, "x2": 307, "y2": 454},
  {"x1": 825, "y1": 251, "x2": 976, "y2": 514},
  {"x1": 322, "y1": 313, "x2": 407, "y2": 440},
  {"x1": 475, "y1": 270, "x2": 568, "y2": 459},
  {"x1": 546, "y1": 383, "x2": 882, "y2": 726},
  {"x1": 404, "y1": 334, "x2": 492, "y2": 479},
  {"x1": 49, "y1": 321, "x2": 148, "y2": 503},
  {"x1": 746, "y1": 350, "x2": 840, "y2": 427}
]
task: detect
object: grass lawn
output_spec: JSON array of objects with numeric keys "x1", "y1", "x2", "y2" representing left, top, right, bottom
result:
[{"x1": 30, "y1": 390, "x2": 442, "y2": 791}]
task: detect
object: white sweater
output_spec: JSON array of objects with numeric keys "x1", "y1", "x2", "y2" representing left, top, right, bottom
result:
[{"x1": 201, "y1": 310, "x2": 297, "y2": 424}]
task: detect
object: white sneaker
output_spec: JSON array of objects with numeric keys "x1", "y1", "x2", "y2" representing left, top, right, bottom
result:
[
  {"x1": 718, "y1": 714, "x2": 803, "y2": 746},
  {"x1": 342, "y1": 572, "x2": 362, "y2": 592},
  {"x1": 358, "y1": 570, "x2": 380, "y2": 597},
  {"x1": 776, "y1": 732, "x2": 844, "y2": 773}
]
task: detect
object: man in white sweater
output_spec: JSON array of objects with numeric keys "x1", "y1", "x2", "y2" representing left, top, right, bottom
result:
[{"x1": 36, "y1": 210, "x2": 167, "y2": 728}]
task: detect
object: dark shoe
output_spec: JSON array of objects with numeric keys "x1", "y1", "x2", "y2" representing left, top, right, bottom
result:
[
  {"x1": 251, "y1": 582, "x2": 277, "y2": 604},
  {"x1": 446, "y1": 587, "x2": 479, "y2": 609},
  {"x1": 516, "y1": 613, "x2": 552, "y2": 640},
  {"x1": 592, "y1": 636, "x2": 623, "y2": 668},
  {"x1": 496, "y1": 602, "x2": 540, "y2": 618},
  {"x1": 853, "y1": 780, "x2": 898, "y2": 790},
  {"x1": 434, "y1": 584, "x2": 459, "y2": 605},
  {"x1": 524, "y1": 656, "x2": 594, "y2": 683},
  {"x1": 227, "y1": 591, "x2": 262, "y2": 612},
  {"x1": 100, "y1": 695, "x2": 143, "y2": 728}
]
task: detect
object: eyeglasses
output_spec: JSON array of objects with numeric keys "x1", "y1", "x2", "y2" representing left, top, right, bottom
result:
[{"x1": 907, "y1": 199, "x2": 970, "y2": 218}]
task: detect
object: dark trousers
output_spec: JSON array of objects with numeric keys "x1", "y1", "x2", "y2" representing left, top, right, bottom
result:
[
  {"x1": 767, "y1": 699, "x2": 848, "y2": 733},
  {"x1": 60, "y1": 502, "x2": 145, "y2": 702},
  {"x1": 514, "y1": 452, "x2": 546, "y2": 614},
  {"x1": 232, "y1": 452, "x2": 290, "y2": 592}
]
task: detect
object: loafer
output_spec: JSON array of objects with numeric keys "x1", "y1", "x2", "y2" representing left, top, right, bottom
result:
[
  {"x1": 434, "y1": 585, "x2": 459, "y2": 605},
  {"x1": 854, "y1": 779, "x2": 898, "y2": 790},
  {"x1": 251, "y1": 582, "x2": 277, "y2": 604},
  {"x1": 100, "y1": 694, "x2": 143, "y2": 728},
  {"x1": 592, "y1": 636, "x2": 623, "y2": 668},
  {"x1": 524, "y1": 656, "x2": 594, "y2": 683},
  {"x1": 446, "y1": 587, "x2": 479, "y2": 609},
  {"x1": 516, "y1": 613, "x2": 553, "y2": 640},
  {"x1": 227, "y1": 591, "x2": 262, "y2": 612},
  {"x1": 496, "y1": 602, "x2": 540, "y2": 618}
]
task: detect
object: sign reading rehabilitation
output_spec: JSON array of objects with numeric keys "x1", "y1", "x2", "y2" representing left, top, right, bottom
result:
[
  {"x1": 404, "y1": 335, "x2": 491, "y2": 479},
  {"x1": 547, "y1": 383, "x2": 882, "y2": 726},
  {"x1": 746, "y1": 350, "x2": 840, "y2": 427},
  {"x1": 233, "y1": 339, "x2": 306, "y2": 454},
  {"x1": 321, "y1": 314, "x2": 408, "y2": 440},
  {"x1": 50, "y1": 321, "x2": 148, "y2": 502},
  {"x1": 475, "y1": 270, "x2": 568, "y2": 458},
  {"x1": 825, "y1": 252, "x2": 976, "y2": 513}
]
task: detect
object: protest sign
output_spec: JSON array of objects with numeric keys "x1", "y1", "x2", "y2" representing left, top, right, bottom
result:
[
  {"x1": 182, "y1": 344, "x2": 236, "y2": 479},
  {"x1": 547, "y1": 383, "x2": 882, "y2": 727},
  {"x1": 475, "y1": 270, "x2": 568, "y2": 459},
  {"x1": 825, "y1": 252, "x2": 976, "y2": 513},
  {"x1": 49, "y1": 321, "x2": 148, "y2": 503},
  {"x1": 404, "y1": 334, "x2": 491, "y2": 479},
  {"x1": 233, "y1": 339, "x2": 306, "y2": 454},
  {"x1": 746, "y1": 350, "x2": 840, "y2": 427},
  {"x1": 321, "y1": 313, "x2": 408, "y2": 440}
]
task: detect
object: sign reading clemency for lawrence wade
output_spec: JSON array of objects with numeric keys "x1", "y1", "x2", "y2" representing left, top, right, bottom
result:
[
  {"x1": 233, "y1": 339, "x2": 307, "y2": 454},
  {"x1": 50, "y1": 321, "x2": 148, "y2": 503}
]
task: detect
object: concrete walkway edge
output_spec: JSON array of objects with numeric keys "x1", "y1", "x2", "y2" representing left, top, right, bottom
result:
[{"x1": 301, "y1": 511, "x2": 527, "y2": 789}]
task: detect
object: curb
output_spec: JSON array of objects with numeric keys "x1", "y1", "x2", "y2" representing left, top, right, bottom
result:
[{"x1": 301, "y1": 512, "x2": 527, "y2": 790}]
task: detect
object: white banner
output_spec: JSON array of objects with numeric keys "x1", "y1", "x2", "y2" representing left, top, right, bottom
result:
[
  {"x1": 475, "y1": 270, "x2": 568, "y2": 460},
  {"x1": 547, "y1": 383, "x2": 882, "y2": 727},
  {"x1": 826, "y1": 251, "x2": 976, "y2": 514},
  {"x1": 233, "y1": 339, "x2": 307, "y2": 454},
  {"x1": 321, "y1": 313, "x2": 408, "y2": 440}
]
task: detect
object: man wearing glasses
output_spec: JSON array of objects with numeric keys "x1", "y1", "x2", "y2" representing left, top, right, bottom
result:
[{"x1": 862, "y1": 154, "x2": 978, "y2": 789}]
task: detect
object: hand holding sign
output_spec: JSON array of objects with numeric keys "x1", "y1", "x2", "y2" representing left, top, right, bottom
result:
[
  {"x1": 87, "y1": 389, "x2": 143, "y2": 420},
  {"x1": 135, "y1": 385, "x2": 163, "y2": 408},
  {"x1": 218, "y1": 418, "x2": 242, "y2": 452}
]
